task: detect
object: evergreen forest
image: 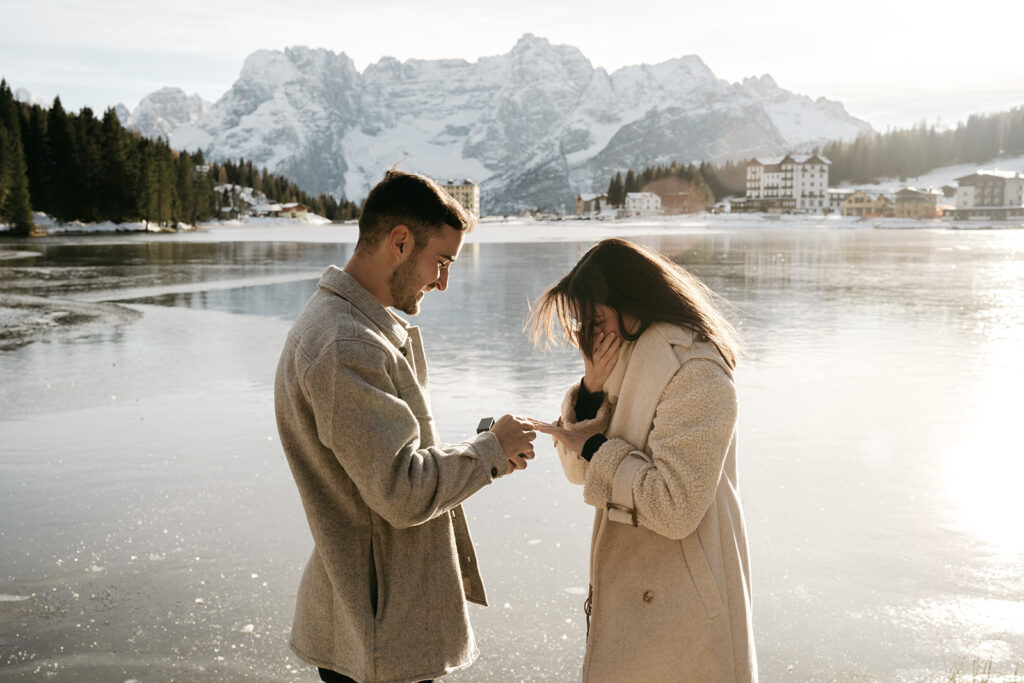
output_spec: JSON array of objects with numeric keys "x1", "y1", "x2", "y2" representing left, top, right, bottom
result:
[{"x1": 0, "y1": 79, "x2": 359, "y2": 237}]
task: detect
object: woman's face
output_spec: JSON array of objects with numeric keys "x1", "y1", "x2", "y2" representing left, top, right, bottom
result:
[
  {"x1": 590, "y1": 304, "x2": 622, "y2": 337},
  {"x1": 577, "y1": 303, "x2": 640, "y2": 339}
]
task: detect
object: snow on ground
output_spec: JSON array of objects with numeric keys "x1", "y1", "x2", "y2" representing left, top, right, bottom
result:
[
  {"x1": 4, "y1": 210, "x2": 1020, "y2": 242},
  {"x1": 0, "y1": 210, "x2": 333, "y2": 236},
  {"x1": 22, "y1": 212, "x2": 195, "y2": 235}
]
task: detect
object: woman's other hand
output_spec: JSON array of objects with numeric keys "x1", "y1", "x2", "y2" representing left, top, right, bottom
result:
[{"x1": 583, "y1": 331, "x2": 622, "y2": 393}]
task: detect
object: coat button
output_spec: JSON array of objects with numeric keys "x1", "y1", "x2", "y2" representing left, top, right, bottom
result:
[
  {"x1": 491, "y1": 467, "x2": 498, "y2": 477},
  {"x1": 643, "y1": 590, "x2": 654, "y2": 603}
]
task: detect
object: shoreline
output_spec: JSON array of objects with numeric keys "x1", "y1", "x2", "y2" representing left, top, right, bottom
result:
[{"x1": 4, "y1": 212, "x2": 1023, "y2": 238}]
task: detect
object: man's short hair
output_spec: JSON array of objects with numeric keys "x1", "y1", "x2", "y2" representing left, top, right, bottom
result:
[{"x1": 357, "y1": 169, "x2": 474, "y2": 251}]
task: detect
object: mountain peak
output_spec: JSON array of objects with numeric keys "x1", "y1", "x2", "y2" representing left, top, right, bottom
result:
[
  {"x1": 239, "y1": 49, "x2": 303, "y2": 86},
  {"x1": 513, "y1": 33, "x2": 549, "y2": 49},
  {"x1": 742, "y1": 74, "x2": 779, "y2": 91}
]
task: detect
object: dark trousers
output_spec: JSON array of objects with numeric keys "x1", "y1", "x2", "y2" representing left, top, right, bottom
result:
[{"x1": 318, "y1": 667, "x2": 432, "y2": 683}]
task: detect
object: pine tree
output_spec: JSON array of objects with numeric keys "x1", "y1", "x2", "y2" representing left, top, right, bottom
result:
[
  {"x1": 624, "y1": 169, "x2": 638, "y2": 195},
  {"x1": 46, "y1": 97, "x2": 81, "y2": 222},
  {"x1": 0, "y1": 133, "x2": 36, "y2": 234},
  {"x1": 0, "y1": 81, "x2": 36, "y2": 235},
  {"x1": 23, "y1": 105, "x2": 50, "y2": 213},
  {"x1": 99, "y1": 107, "x2": 134, "y2": 222},
  {"x1": 606, "y1": 172, "x2": 624, "y2": 207},
  {"x1": 175, "y1": 150, "x2": 196, "y2": 225},
  {"x1": 75, "y1": 107, "x2": 103, "y2": 221}
]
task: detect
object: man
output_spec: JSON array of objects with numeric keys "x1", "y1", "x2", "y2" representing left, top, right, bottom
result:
[{"x1": 275, "y1": 169, "x2": 537, "y2": 683}]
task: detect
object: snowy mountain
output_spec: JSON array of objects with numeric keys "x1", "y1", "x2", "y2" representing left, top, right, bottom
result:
[
  {"x1": 112, "y1": 103, "x2": 131, "y2": 125},
  {"x1": 129, "y1": 87, "x2": 210, "y2": 140},
  {"x1": 130, "y1": 34, "x2": 873, "y2": 212},
  {"x1": 13, "y1": 87, "x2": 41, "y2": 106}
]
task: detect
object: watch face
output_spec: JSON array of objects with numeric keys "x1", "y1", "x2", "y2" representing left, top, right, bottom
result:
[{"x1": 476, "y1": 417, "x2": 495, "y2": 434}]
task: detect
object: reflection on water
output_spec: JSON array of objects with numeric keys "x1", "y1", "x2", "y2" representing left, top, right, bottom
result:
[{"x1": 1, "y1": 225, "x2": 1023, "y2": 681}]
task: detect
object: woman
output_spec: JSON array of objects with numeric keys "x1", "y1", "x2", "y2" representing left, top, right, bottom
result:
[{"x1": 528, "y1": 238, "x2": 757, "y2": 682}]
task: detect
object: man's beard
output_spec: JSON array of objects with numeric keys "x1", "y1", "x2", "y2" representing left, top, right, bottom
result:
[{"x1": 389, "y1": 256, "x2": 423, "y2": 315}]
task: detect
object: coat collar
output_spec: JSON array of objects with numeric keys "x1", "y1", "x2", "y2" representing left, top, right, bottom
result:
[
  {"x1": 317, "y1": 265, "x2": 411, "y2": 350},
  {"x1": 607, "y1": 323, "x2": 696, "y2": 451}
]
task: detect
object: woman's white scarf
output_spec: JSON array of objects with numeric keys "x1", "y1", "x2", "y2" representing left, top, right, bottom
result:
[{"x1": 601, "y1": 323, "x2": 696, "y2": 454}]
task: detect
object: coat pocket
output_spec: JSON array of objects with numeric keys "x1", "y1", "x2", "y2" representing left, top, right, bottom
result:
[
  {"x1": 370, "y1": 534, "x2": 384, "y2": 621},
  {"x1": 679, "y1": 534, "x2": 723, "y2": 619}
]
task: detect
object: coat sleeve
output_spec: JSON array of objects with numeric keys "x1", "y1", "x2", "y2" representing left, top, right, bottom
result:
[
  {"x1": 582, "y1": 359, "x2": 737, "y2": 540},
  {"x1": 553, "y1": 380, "x2": 613, "y2": 485},
  {"x1": 304, "y1": 338, "x2": 509, "y2": 529}
]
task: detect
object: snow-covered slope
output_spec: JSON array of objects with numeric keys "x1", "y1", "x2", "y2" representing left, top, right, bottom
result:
[
  {"x1": 844, "y1": 153, "x2": 1024, "y2": 194},
  {"x1": 130, "y1": 34, "x2": 872, "y2": 212},
  {"x1": 738, "y1": 75, "x2": 870, "y2": 151}
]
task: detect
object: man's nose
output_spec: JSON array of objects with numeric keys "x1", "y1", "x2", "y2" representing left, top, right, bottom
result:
[{"x1": 435, "y1": 268, "x2": 449, "y2": 292}]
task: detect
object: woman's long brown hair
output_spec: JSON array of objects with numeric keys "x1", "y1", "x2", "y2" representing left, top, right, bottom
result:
[{"x1": 527, "y1": 238, "x2": 739, "y2": 369}]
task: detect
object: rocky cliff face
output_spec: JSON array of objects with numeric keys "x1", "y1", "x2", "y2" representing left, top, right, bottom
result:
[{"x1": 129, "y1": 34, "x2": 872, "y2": 212}]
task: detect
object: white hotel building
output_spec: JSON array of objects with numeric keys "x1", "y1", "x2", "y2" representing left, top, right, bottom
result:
[
  {"x1": 624, "y1": 192, "x2": 662, "y2": 217},
  {"x1": 743, "y1": 154, "x2": 831, "y2": 213}
]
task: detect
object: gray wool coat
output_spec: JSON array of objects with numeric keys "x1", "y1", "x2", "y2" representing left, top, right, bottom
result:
[
  {"x1": 556, "y1": 323, "x2": 757, "y2": 682},
  {"x1": 274, "y1": 266, "x2": 510, "y2": 683}
]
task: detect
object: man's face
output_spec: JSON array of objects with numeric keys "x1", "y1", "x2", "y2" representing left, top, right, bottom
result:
[{"x1": 389, "y1": 224, "x2": 463, "y2": 315}]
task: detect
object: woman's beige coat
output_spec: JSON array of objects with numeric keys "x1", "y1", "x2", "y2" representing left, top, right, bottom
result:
[{"x1": 556, "y1": 322, "x2": 757, "y2": 682}]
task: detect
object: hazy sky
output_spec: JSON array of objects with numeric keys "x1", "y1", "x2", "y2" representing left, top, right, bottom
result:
[{"x1": 2, "y1": 0, "x2": 1021, "y2": 131}]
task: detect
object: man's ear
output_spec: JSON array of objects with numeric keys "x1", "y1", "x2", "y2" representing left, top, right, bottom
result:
[{"x1": 388, "y1": 224, "x2": 413, "y2": 261}]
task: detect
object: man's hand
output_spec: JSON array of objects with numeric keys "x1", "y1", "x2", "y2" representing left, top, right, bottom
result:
[
  {"x1": 490, "y1": 415, "x2": 537, "y2": 473},
  {"x1": 583, "y1": 332, "x2": 622, "y2": 394}
]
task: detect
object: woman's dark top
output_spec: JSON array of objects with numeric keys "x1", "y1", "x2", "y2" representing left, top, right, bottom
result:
[{"x1": 575, "y1": 378, "x2": 608, "y2": 461}]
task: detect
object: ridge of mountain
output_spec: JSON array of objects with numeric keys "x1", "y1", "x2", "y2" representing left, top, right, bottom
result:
[{"x1": 129, "y1": 34, "x2": 873, "y2": 211}]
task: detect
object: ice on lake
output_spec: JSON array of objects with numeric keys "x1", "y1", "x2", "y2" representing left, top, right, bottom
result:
[{"x1": 1, "y1": 216, "x2": 1023, "y2": 680}]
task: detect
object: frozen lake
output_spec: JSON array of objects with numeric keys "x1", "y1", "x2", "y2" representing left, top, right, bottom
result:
[{"x1": 1, "y1": 217, "x2": 1023, "y2": 681}]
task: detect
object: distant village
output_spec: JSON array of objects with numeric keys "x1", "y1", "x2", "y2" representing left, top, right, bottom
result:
[
  {"x1": 572, "y1": 155, "x2": 1024, "y2": 221},
  {"x1": 237, "y1": 161, "x2": 1024, "y2": 225}
]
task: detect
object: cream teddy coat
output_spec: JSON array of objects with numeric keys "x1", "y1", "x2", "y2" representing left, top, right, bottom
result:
[
  {"x1": 275, "y1": 267, "x2": 510, "y2": 683},
  {"x1": 556, "y1": 322, "x2": 757, "y2": 682}
]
